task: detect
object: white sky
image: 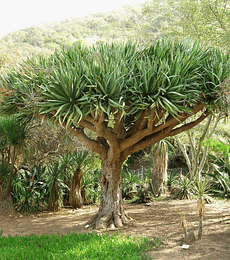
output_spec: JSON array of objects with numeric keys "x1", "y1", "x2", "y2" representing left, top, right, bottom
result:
[{"x1": 0, "y1": 0, "x2": 148, "y2": 37}]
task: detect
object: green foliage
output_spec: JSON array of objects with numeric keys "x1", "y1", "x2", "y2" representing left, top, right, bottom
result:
[
  {"x1": 11, "y1": 165, "x2": 47, "y2": 213},
  {"x1": 171, "y1": 174, "x2": 195, "y2": 199},
  {"x1": 44, "y1": 162, "x2": 69, "y2": 210},
  {"x1": 165, "y1": 0, "x2": 230, "y2": 49},
  {"x1": 204, "y1": 138, "x2": 230, "y2": 159},
  {"x1": 0, "y1": 232, "x2": 160, "y2": 260},
  {"x1": 82, "y1": 169, "x2": 101, "y2": 205},
  {"x1": 208, "y1": 164, "x2": 230, "y2": 197},
  {"x1": 0, "y1": 115, "x2": 29, "y2": 147},
  {"x1": 1, "y1": 40, "x2": 229, "y2": 126},
  {"x1": 193, "y1": 177, "x2": 212, "y2": 199},
  {"x1": 122, "y1": 169, "x2": 152, "y2": 202}
]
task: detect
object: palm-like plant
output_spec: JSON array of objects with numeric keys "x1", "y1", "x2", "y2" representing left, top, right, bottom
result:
[
  {"x1": 0, "y1": 115, "x2": 29, "y2": 213},
  {"x1": 1, "y1": 40, "x2": 230, "y2": 228},
  {"x1": 44, "y1": 162, "x2": 68, "y2": 211},
  {"x1": 193, "y1": 177, "x2": 212, "y2": 240},
  {"x1": 151, "y1": 140, "x2": 175, "y2": 196},
  {"x1": 68, "y1": 150, "x2": 90, "y2": 208}
]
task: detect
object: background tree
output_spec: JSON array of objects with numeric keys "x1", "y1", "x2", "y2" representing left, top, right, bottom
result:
[
  {"x1": 0, "y1": 115, "x2": 29, "y2": 214},
  {"x1": 176, "y1": 113, "x2": 224, "y2": 179},
  {"x1": 144, "y1": 0, "x2": 230, "y2": 49},
  {"x1": 0, "y1": 41, "x2": 229, "y2": 229},
  {"x1": 64, "y1": 150, "x2": 90, "y2": 209},
  {"x1": 151, "y1": 140, "x2": 169, "y2": 196}
]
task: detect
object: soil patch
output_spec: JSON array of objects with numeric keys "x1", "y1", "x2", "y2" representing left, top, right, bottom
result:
[{"x1": 0, "y1": 199, "x2": 229, "y2": 259}]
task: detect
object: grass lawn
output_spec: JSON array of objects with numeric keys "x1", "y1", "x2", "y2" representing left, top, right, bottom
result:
[{"x1": 0, "y1": 231, "x2": 161, "y2": 259}]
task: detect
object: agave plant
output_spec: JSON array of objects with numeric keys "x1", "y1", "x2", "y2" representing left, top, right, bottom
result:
[
  {"x1": 171, "y1": 173, "x2": 195, "y2": 200},
  {"x1": 122, "y1": 170, "x2": 141, "y2": 199}
]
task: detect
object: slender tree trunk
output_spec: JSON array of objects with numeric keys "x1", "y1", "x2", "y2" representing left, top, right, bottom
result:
[
  {"x1": 48, "y1": 184, "x2": 62, "y2": 211},
  {"x1": 151, "y1": 143, "x2": 168, "y2": 196},
  {"x1": 69, "y1": 169, "x2": 83, "y2": 208},
  {"x1": 197, "y1": 198, "x2": 205, "y2": 240},
  {"x1": 87, "y1": 153, "x2": 129, "y2": 229},
  {"x1": 198, "y1": 215, "x2": 203, "y2": 240}
]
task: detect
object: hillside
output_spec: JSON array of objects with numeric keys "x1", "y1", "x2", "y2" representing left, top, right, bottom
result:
[
  {"x1": 1, "y1": 0, "x2": 229, "y2": 73},
  {"x1": 0, "y1": 2, "x2": 163, "y2": 59}
]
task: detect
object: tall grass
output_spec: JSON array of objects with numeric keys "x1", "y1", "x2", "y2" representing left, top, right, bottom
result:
[{"x1": 0, "y1": 231, "x2": 161, "y2": 260}]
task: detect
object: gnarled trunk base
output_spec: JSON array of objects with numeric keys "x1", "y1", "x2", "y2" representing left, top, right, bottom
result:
[
  {"x1": 87, "y1": 199, "x2": 129, "y2": 230},
  {"x1": 69, "y1": 169, "x2": 83, "y2": 209},
  {"x1": 86, "y1": 156, "x2": 129, "y2": 229}
]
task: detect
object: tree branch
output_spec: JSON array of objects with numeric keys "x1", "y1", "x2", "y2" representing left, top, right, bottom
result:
[
  {"x1": 67, "y1": 125, "x2": 107, "y2": 160},
  {"x1": 128, "y1": 110, "x2": 147, "y2": 136},
  {"x1": 113, "y1": 111, "x2": 126, "y2": 139},
  {"x1": 120, "y1": 103, "x2": 205, "y2": 152},
  {"x1": 168, "y1": 110, "x2": 210, "y2": 137},
  {"x1": 121, "y1": 103, "x2": 207, "y2": 160}
]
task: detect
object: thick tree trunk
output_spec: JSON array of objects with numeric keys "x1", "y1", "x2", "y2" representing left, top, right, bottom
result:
[
  {"x1": 0, "y1": 186, "x2": 14, "y2": 215},
  {"x1": 87, "y1": 154, "x2": 129, "y2": 229},
  {"x1": 69, "y1": 169, "x2": 83, "y2": 209}
]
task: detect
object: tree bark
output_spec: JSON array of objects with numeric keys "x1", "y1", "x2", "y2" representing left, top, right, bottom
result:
[
  {"x1": 48, "y1": 184, "x2": 62, "y2": 211},
  {"x1": 0, "y1": 187, "x2": 14, "y2": 215},
  {"x1": 69, "y1": 169, "x2": 83, "y2": 209},
  {"x1": 151, "y1": 143, "x2": 168, "y2": 196},
  {"x1": 87, "y1": 153, "x2": 129, "y2": 229}
]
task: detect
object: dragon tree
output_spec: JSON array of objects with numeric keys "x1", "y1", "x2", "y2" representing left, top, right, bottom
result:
[{"x1": 0, "y1": 40, "x2": 229, "y2": 229}]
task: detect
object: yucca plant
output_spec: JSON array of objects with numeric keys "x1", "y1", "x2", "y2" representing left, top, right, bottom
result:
[
  {"x1": 68, "y1": 150, "x2": 90, "y2": 208},
  {"x1": 171, "y1": 174, "x2": 195, "y2": 200},
  {"x1": 208, "y1": 164, "x2": 230, "y2": 197},
  {"x1": 0, "y1": 115, "x2": 29, "y2": 214},
  {"x1": 151, "y1": 140, "x2": 174, "y2": 196},
  {"x1": 1, "y1": 40, "x2": 230, "y2": 229},
  {"x1": 0, "y1": 115, "x2": 29, "y2": 194},
  {"x1": 43, "y1": 162, "x2": 68, "y2": 211},
  {"x1": 204, "y1": 136, "x2": 230, "y2": 197},
  {"x1": 193, "y1": 177, "x2": 211, "y2": 240}
]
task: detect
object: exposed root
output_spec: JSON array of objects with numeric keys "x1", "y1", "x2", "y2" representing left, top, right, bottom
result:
[{"x1": 86, "y1": 209, "x2": 130, "y2": 230}]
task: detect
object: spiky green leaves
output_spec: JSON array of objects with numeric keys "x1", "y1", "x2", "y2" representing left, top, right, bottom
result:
[
  {"x1": 0, "y1": 115, "x2": 28, "y2": 147},
  {"x1": 129, "y1": 40, "x2": 230, "y2": 115},
  {"x1": 0, "y1": 40, "x2": 230, "y2": 127}
]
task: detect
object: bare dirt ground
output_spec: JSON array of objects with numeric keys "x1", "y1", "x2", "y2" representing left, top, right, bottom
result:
[{"x1": 0, "y1": 198, "x2": 230, "y2": 260}]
